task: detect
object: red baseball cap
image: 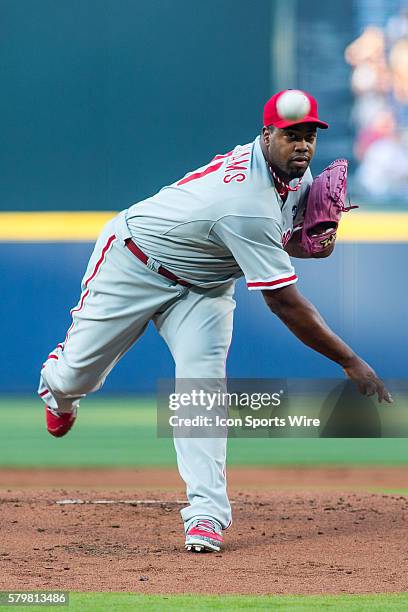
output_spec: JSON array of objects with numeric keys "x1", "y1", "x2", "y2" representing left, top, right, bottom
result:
[{"x1": 263, "y1": 89, "x2": 329, "y2": 129}]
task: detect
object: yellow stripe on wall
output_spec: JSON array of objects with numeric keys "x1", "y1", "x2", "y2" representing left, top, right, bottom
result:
[
  {"x1": 337, "y1": 212, "x2": 408, "y2": 242},
  {"x1": 0, "y1": 211, "x2": 407, "y2": 242},
  {"x1": 0, "y1": 212, "x2": 116, "y2": 241}
]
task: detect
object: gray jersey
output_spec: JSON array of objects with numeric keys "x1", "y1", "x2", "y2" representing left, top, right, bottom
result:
[
  {"x1": 117, "y1": 136, "x2": 312, "y2": 289},
  {"x1": 39, "y1": 135, "x2": 312, "y2": 534}
]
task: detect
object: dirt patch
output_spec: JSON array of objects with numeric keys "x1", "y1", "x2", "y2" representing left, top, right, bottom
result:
[
  {"x1": 0, "y1": 466, "x2": 407, "y2": 490},
  {"x1": 1, "y1": 487, "x2": 408, "y2": 594}
]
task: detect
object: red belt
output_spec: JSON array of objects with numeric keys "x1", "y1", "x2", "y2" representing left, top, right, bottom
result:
[{"x1": 125, "y1": 238, "x2": 191, "y2": 287}]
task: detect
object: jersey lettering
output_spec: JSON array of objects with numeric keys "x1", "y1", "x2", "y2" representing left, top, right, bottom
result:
[
  {"x1": 223, "y1": 173, "x2": 246, "y2": 183},
  {"x1": 177, "y1": 148, "x2": 251, "y2": 187},
  {"x1": 225, "y1": 161, "x2": 249, "y2": 172},
  {"x1": 223, "y1": 149, "x2": 250, "y2": 184}
]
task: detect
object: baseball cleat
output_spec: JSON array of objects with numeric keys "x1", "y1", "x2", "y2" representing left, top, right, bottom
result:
[
  {"x1": 185, "y1": 519, "x2": 223, "y2": 553},
  {"x1": 45, "y1": 405, "x2": 77, "y2": 437}
]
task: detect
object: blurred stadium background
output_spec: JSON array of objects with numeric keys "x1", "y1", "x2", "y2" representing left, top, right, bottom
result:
[{"x1": 1, "y1": 0, "x2": 407, "y2": 466}]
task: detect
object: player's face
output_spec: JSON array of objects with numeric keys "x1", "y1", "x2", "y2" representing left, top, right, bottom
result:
[{"x1": 263, "y1": 123, "x2": 317, "y2": 180}]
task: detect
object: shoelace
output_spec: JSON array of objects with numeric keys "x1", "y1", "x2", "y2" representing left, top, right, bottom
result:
[{"x1": 192, "y1": 519, "x2": 218, "y2": 533}]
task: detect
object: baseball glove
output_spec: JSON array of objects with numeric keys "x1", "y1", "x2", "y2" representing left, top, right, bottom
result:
[{"x1": 300, "y1": 159, "x2": 358, "y2": 255}]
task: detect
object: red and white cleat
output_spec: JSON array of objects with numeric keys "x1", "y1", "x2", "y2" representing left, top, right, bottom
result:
[
  {"x1": 45, "y1": 405, "x2": 77, "y2": 438},
  {"x1": 185, "y1": 519, "x2": 223, "y2": 553}
]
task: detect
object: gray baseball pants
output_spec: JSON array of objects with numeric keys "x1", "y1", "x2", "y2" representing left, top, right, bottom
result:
[{"x1": 38, "y1": 215, "x2": 236, "y2": 530}]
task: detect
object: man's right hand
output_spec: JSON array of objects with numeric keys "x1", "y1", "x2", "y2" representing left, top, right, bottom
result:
[
  {"x1": 342, "y1": 355, "x2": 393, "y2": 404},
  {"x1": 263, "y1": 284, "x2": 393, "y2": 404}
]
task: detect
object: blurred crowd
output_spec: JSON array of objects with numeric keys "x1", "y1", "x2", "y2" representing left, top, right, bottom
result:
[{"x1": 345, "y1": 6, "x2": 408, "y2": 203}]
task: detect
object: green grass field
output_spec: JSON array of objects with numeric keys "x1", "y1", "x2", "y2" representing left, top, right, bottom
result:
[
  {"x1": 2, "y1": 395, "x2": 408, "y2": 468},
  {"x1": 3, "y1": 593, "x2": 408, "y2": 611}
]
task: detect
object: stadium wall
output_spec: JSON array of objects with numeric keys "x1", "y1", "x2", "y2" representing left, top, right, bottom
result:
[{"x1": 2, "y1": 223, "x2": 406, "y2": 393}]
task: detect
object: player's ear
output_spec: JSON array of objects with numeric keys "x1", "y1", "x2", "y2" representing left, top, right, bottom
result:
[{"x1": 262, "y1": 126, "x2": 271, "y2": 146}]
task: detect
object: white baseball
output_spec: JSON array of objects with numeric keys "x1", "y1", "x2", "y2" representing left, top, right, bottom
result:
[{"x1": 276, "y1": 90, "x2": 311, "y2": 121}]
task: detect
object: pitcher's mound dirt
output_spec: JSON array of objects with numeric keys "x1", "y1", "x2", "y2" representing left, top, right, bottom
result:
[
  {"x1": 1, "y1": 489, "x2": 408, "y2": 594},
  {"x1": 0, "y1": 466, "x2": 407, "y2": 489}
]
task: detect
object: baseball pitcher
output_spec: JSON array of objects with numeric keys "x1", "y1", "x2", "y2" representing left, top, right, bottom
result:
[{"x1": 38, "y1": 89, "x2": 392, "y2": 553}]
